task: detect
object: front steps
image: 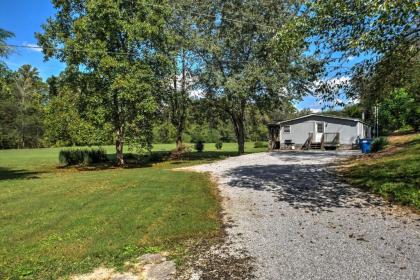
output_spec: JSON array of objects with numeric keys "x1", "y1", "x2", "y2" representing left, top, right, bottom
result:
[{"x1": 310, "y1": 142, "x2": 322, "y2": 149}]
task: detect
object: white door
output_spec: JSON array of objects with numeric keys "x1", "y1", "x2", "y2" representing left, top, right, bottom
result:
[{"x1": 314, "y1": 122, "x2": 324, "y2": 142}]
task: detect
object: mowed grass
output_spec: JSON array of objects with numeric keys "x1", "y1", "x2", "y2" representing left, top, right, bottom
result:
[
  {"x1": 342, "y1": 133, "x2": 420, "y2": 209},
  {"x1": 0, "y1": 142, "x2": 266, "y2": 170},
  {"x1": 0, "y1": 142, "x2": 264, "y2": 279}
]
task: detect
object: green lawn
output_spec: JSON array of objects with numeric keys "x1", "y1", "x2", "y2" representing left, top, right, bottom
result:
[
  {"x1": 0, "y1": 142, "x2": 266, "y2": 170},
  {"x1": 0, "y1": 142, "x2": 264, "y2": 279},
  {"x1": 343, "y1": 134, "x2": 420, "y2": 209}
]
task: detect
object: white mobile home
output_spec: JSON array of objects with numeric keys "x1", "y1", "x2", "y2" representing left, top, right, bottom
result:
[{"x1": 268, "y1": 114, "x2": 371, "y2": 150}]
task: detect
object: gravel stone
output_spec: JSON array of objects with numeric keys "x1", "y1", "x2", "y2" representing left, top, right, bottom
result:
[
  {"x1": 72, "y1": 253, "x2": 175, "y2": 280},
  {"x1": 139, "y1": 253, "x2": 166, "y2": 264},
  {"x1": 111, "y1": 274, "x2": 138, "y2": 280},
  {"x1": 187, "y1": 151, "x2": 420, "y2": 280},
  {"x1": 143, "y1": 260, "x2": 176, "y2": 280}
]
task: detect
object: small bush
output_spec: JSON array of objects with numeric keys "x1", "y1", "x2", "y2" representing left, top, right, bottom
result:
[
  {"x1": 169, "y1": 144, "x2": 192, "y2": 160},
  {"x1": 194, "y1": 141, "x2": 204, "y2": 152},
  {"x1": 371, "y1": 137, "x2": 389, "y2": 152},
  {"x1": 59, "y1": 148, "x2": 107, "y2": 166},
  {"x1": 123, "y1": 153, "x2": 141, "y2": 164},
  {"x1": 148, "y1": 152, "x2": 169, "y2": 162},
  {"x1": 254, "y1": 141, "x2": 266, "y2": 148},
  {"x1": 215, "y1": 141, "x2": 223, "y2": 150},
  {"x1": 124, "y1": 153, "x2": 138, "y2": 161}
]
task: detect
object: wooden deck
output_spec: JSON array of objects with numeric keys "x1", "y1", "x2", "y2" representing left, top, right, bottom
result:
[{"x1": 303, "y1": 132, "x2": 340, "y2": 150}]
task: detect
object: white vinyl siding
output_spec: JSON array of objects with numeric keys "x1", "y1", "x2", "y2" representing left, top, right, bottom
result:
[{"x1": 279, "y1": 116, "x2": 361, "y2": 145}]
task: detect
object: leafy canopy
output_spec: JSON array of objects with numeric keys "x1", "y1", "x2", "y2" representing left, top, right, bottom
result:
[
  {"x1": 307, "y1": 0, "x2": 419, "y2": 102},
  {"x1": 193, "y1": 0, "x2": 321, "y2": 153},
  {"x1": 36, "y1": 0, "x2": 171, "y2": 163}
]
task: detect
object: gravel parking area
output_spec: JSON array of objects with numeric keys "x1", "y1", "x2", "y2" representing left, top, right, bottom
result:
[{"x1": 186, "y1": 151, "x2": 420, "y2": 280}]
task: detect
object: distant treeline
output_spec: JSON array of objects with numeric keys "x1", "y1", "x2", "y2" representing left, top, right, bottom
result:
[
  {"x1": 1, "y1": 63, "x2": 418, "y2": 150},
  {"x1": 0, "y1": 64, "x2": 272, "y2": 149}
]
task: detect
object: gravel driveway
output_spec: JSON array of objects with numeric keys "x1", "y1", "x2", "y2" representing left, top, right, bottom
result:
[{"x1": 186, "y1": 151, "x2": 420, "y2": 280}]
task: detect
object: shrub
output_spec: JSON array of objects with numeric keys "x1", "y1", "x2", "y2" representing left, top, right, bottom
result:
[
  {"x1": 123, "y1": 153, "x2": 141, "y2": 164},
  {"x1": 254, "y1": 141, "x2": 266, "y2": 148},
  {"x1": 215, "y1": 141, "x2": 223, "y2": 150},
  {"x1": 59, "y1": 148, "x2": 107, "y2": 166},
  {"x1": 148, "y1": 152, "x2": 169, "y2": 162},
  {"x1": 124, "y1": 153, "x2": 138, "y2": 161},
  {"x1": 194, "y1": 141, "x2": 204, "y2": 152},
  {"x1": 371, "y1": 137, "x2": 389, "y2": 152},
  {"x1": 169, "y1": 144, "x2": 192, "y2": 160}
]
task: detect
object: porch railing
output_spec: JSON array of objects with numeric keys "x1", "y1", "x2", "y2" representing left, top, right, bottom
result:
[
  {"x1": 323, "y1": 133, "x2": 339, "y2": 144},
  {"x1": 302, "y1": 132, "x2": 313, "y2": 149}
]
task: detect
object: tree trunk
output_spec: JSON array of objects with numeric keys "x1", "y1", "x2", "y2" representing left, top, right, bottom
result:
[
  {"x1": 115, "y1": 124, "x2": 124, "y2": 166},
  {"x1": 176, "y1": 133, "x2": 182, "y2": 150},
  {"x1": 231, "y1": 114, "x2": 245, "y2": 155},
  {"x1": 176, "y1": 49, "x2": 187, "y2": 151},
  {"x1": 237, "y1": 120, "x2": 245, "y2": 154}
]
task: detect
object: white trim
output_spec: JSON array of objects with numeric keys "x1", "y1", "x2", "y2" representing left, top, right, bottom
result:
[
  {"x1": 283, "y1": 125, "x2": 291, "y2": 133},
  {"x1": 314, "y1": 121, "x2": 324, "y2": 142}
]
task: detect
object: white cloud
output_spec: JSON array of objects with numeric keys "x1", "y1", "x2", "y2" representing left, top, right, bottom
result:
[
  {"x1": 311, "y1": 76, "x2": 350, "y2": 101},
  {"x1": 312, "y1": 76, "x2": 350, "y2": 90},
  {"x1": 326, "y1": 76, "x2": 350, "y2": 87},
  {"x1": 22, "y1": 42, "x2": 42, "y2": 52},
  {"x1": 168, "y1": 73, "x2": 206, "y2": 98}
]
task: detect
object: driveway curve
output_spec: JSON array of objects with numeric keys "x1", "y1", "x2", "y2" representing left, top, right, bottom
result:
[{"x1": 188, "y1": 151, "x2": 420, "y2": 280}]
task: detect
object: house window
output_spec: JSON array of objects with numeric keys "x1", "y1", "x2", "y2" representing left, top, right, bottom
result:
[
  {"x1": 284, "y1": 125, "x2": 291, "y2": 133},
  {"x1": 317, "y1": 123, "x2": 324, "y2": 133}
]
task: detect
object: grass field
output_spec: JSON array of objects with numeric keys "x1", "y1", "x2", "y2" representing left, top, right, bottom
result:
[
  {"x1": 342, "y1": 133, "x2": 420, "y2": 209},
  {"x1": 0, "y1": 142, "x2": 264, "y2": 279},
  {"x1": 0, "y1": 142, "x2": 266, "y2": 170}
]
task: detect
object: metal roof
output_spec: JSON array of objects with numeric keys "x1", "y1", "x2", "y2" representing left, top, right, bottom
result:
[{"x1": 268, "y1": 114, "x2": 367, "y2": 126}]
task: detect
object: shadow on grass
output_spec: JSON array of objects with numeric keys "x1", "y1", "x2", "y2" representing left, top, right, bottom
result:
[
  {"x1": 59, "y1": 150, "x2": 244, "y2": 171},
  {"x1": 58, "y1": 151, "x2": 170, "y2": 170},
  {"x1": 396, "y1": 136, "x2": 420, "y2": 147},
  {"x1": 0, "y1": 167, "x2": 42, "y2": 180},
  {"x1": 106, "y1": 151, "x2": 239, "y2": 167}
]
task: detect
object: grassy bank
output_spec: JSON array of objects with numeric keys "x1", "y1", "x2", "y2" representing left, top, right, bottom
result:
[
  {"x1": 341, "y1": 133, "x2": 420, "y2": 209},
  {"x1": 0, "y1": 142, "x2": 264, "y2": 279}
]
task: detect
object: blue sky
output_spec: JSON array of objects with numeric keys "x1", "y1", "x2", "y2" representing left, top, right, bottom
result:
[
  {"x1": 1, "y1": 0, "x2": 355, "y2": 111},
  {"x1": 1, "y1": 1, "x2": 65, "y2": 79}
]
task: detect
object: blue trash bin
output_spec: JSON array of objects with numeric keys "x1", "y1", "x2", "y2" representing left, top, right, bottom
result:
[{"x1": 360, "y1": 138, "x2": 372, "y2": 153}]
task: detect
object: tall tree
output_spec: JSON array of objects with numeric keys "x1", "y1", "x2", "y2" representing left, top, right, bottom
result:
[
  {"x1": 0, "y1": 65, "x2": 19, "y2": 148},
  {"x1": 378, "y1": 88, "x2": 419, "y2": 133},
  {"x1": 308, "y1": 0, "x2": 419, "y2": 103},
  {"x1": 195, "y1": 0, "x2": 320, "y2": 154},
  {"x1": 36, "y1": 0, "x2": 170, "y2": 165},
  {"x1": 163, "y1": 0, "x2": 198, "y2": 150},
  {"x1": 44, "y1": 71, "x2": 113, "y2": 146},
  {"x1": 0, "y1": 28, "x2": 16, "y2": 148},
  {"x1": 14, "y1": 65, "x2": 46, "y2": 148},
  {"x1": 0, "y1": 65, "x2": 46, "y2": 148},
  {"x1": 0, "y1": 28, "x2": 14, "y2": 57}
]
